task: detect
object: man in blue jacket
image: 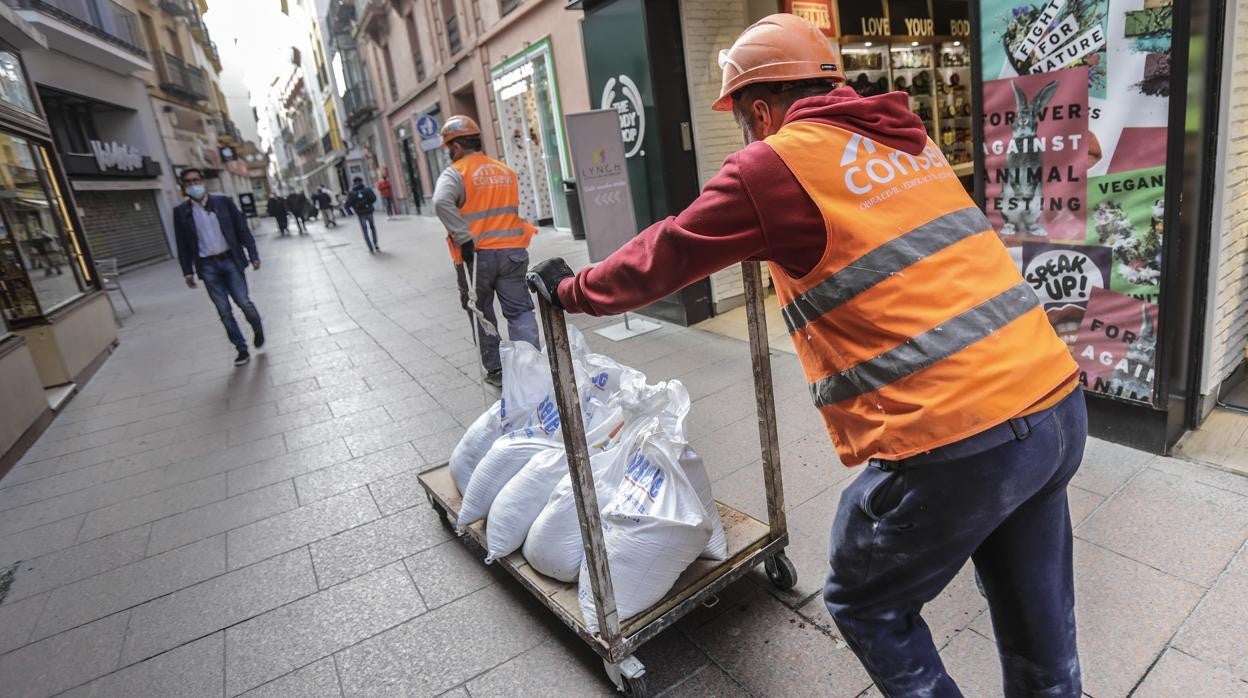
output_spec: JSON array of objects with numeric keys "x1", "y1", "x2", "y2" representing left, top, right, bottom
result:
[{"x1": 174, "y1": 168, "x2": 265, "y2": 366}]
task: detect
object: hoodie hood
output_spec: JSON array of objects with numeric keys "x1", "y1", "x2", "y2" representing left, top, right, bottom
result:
[{"x1": 783, "y1": 86, "x2": 929, "y2": 155}]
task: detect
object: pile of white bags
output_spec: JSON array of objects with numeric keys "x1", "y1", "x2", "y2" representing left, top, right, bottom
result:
[{"x1": 448, "y1": 336, "x2": 729, "y2": 631}]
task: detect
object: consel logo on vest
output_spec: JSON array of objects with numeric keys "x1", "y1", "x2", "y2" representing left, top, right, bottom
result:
[
  {"x1": 472, "y1": 162, "x2": 512, "y2": 188},
  {"x1": 840, "y1": 134, "x2": 957, "y2": 210}
]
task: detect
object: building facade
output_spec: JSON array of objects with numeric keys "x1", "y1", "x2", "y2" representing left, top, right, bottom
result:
[
  {"x1": 11, "y1": 0, "x2": 178, "y2": 269},
  {"x1": 328, "y1": 0, "x2": 589, "y2": 223},
  {"x1": 0, "y1": 6, "x2": 116, "y2": 470}
]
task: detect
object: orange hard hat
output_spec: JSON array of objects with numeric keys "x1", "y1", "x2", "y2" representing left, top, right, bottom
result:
[
  {"x1": 712, "y1": 13, "x2": 846, "y2": 112},
  {"x1": 441, "y1": 115, "x2": 481, "y2": 145}
]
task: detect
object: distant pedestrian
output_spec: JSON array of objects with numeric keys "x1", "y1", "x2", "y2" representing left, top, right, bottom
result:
[
  {"x1": 315, "y1": 187, "x2": 337, "y2": 227},
  {"x1": 173, "y1": 167, "x2": 264, "y2": 367},
  {"x1": 346, "y1": 176, "x2": 380, "y2": 253},
  {"x1": 377, "y1": 174, "x2": 394, "y2": 218},
  {"x1": 267, "y1": 195, "x2": 290, "y2": 236},
  {"x1": 287, "y1": 192, "x2": 309, "y2": 235}
]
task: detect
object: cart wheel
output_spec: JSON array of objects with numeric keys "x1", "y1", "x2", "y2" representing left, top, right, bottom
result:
[
  {"x1": 604, "y1": 656, "x2": 648, "y2": 697},
  {"x1": 765, "y1": 553, "x2": 798, "y2": 591},
  {"x1": 427, "y1": 497, "x2": 456, "y2": 532},
  {"x1": 620, "y1": 673, "x2": 649, "y2": 697}
]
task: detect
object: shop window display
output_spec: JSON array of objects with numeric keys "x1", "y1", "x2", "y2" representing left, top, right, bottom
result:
[
  {"x1": 0, "y1": 132, "x2": 86, "y2": 322},
  {"x1": 978, "y1": 0, "x2": 1173, "y2": 405}
]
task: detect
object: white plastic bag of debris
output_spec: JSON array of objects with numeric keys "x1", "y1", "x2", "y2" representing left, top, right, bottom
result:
[
  {"x1": 578, "y1": 416, "x2": 711, "y2": 634},
  {"x1": 523, "y1": 380, "x2": 678, "y2": 581},
  {"x1": 681, "y1": 447, "x2": 728, "y2": 561},
  {"x1": 448, "y1": 341, "x2": 550, "y2": 493},
  {"x1": 484, "y1": 403, "x2": 628, "y2": 562}
]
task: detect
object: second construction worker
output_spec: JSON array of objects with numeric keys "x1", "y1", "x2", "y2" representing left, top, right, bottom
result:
[
  {"x1": 530, "y1": 14, "x2": 1088, "y2": 697},
  {"x1": 433, "y1": 115, "x2": 540, "y2": 387}
]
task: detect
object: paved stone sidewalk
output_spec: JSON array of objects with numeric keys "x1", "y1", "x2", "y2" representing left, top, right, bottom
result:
[{"x1": 0, "y1": 213, "x2": 1245, "y2": 697}]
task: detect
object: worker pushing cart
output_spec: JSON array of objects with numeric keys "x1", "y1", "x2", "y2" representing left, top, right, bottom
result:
[{"x1": 528, "y1": 13, "x2": 1088, "y2": 698}]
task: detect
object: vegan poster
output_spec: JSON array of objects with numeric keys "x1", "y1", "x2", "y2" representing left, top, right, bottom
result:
[
  {"x1": 1072, "y1": 287, "x2": 1159, "y2": 402},
  {"x1": 1086, "y1": 166, "x2": 1165, "y2": 303},
  {"x1": 982, "y1": 68, "x2": 1089, "y2": 241},
  {"x1": 978, "y1": 0, "x2": 1172, "y2": 404}
]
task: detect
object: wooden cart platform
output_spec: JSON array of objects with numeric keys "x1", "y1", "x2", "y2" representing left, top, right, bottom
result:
[{"x1": 418, "y1": 463, "x2": 789, "y2": 664}]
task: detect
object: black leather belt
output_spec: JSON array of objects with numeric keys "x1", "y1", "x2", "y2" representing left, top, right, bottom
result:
[{"x1": 201, "y1": 252, "x2": 231, "y2": 261}]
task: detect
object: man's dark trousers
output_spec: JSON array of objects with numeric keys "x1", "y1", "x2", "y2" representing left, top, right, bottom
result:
[
  {"x1": 825, "y1": 387, "x2": 1087, "y2": 697},
  {"x1": 473, "y1": 248, "x2": 539, "y2": 373},
  {"x1": 358, "y1": 213, "x2": 378, "y2": 251},
  {"x1": 200, "y1": 255, "x2": 262, "y2": 353}
]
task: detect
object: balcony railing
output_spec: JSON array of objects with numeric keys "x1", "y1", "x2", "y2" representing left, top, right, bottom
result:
[
  {"x1": 11, "y1": 0, "x2": 148, "y2": 57},
  {"x1": 343, "y1": 82, "x2": 376, "y2": 129},
  {"x1": 159, "y1": 52, "x2": 208, "y2": 101},
  {"x1": 294, "y1": 133, "x2": 317, "y2": 154},
  {"x1": 157, "y1": 0, "x2": 186, "y2": 16}
]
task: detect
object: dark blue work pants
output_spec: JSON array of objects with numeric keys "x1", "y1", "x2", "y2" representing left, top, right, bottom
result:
[{"x1": 825, "y1": 388, "x2": 1087, "y2": 697}]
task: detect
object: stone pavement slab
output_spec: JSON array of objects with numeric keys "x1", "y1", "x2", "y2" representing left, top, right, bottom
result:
[{"x1": 0, "y1": 215, "x2": 1245, "y2": 697}]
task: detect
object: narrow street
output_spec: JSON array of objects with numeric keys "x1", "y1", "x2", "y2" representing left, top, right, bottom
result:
[{"x1": 0, "y1": 213, "x2": 1242, "y2": 696}]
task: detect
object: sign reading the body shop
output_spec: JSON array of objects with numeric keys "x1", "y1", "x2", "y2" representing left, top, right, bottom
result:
[
  {"x1": 566, "y1": 109, "x2": 637, "y2": 263},
  {"x1": 599, "y1": 74, "x2": 645, "y2": 159}
]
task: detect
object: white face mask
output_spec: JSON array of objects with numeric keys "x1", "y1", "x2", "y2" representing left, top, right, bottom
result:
[{"x1": 186, "y1": 184, "x2": 206, "y2": 199}]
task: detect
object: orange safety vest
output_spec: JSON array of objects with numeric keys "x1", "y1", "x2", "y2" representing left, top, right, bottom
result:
[
  {"x1": 765, "y1": 122, "x2": 1077, "y2": 466},
  {"x1": 451, "y1": 152, "x2": 536, "y2": 251}
]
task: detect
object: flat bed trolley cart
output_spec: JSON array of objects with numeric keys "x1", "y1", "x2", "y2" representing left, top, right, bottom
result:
[{"x1": 417, "y1": 263, "x2": 795, "y2": 696}]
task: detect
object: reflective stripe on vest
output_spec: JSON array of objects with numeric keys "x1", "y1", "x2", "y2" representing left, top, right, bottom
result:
[
  {"x1": 764, "y1": 122, "x2": 1077, "y2": 466},
  {"x1": 451, "y1": 153, "x2": 536, "y2": 250}
]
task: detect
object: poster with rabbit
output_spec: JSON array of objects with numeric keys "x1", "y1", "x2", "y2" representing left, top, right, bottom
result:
[
  {"x1": 1086, "y1": 166, "x2": 1165, "y2": 304},
  {"x1": 1072, "y1": 287, "x2": 1158, "y2": 402},
  {"x1": 982, "y1": 68, "x2": 1089, "y2": 241}
]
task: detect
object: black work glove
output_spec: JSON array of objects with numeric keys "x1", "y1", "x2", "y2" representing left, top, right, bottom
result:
[
  {"x1": 527, "y1": 257, "x2": 574, "y2": 309},
  {"x1": 459, "y1": 240, "x2": 475, "y2": 267}
]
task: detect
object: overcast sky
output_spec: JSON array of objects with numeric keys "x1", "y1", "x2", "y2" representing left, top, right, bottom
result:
[{"x1": 203, "y1": 0, "x2": 309, "y2": 107}]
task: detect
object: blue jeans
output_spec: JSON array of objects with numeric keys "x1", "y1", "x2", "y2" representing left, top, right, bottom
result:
[
  {"x1": 472, "y1": 248, "x2": 539, "y2": 373},
  {"x1": 199, "y1": 256, "x2": 263, "y2": 353},
  {"x1": 825, "y1": 388, "x2": 1087, "y2": 697},
  {"x1": 358, "y1": 213, "x2": 378, "y2": 249}
]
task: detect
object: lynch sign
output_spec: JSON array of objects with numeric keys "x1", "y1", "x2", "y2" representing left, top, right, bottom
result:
[{"x1": 90, "y1": 140, "x2": 143, "y2": 172}]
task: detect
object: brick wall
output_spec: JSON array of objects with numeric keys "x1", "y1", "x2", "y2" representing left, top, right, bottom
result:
[
  {"x1": 1210, "y1": 0, "x2": 1248, "y2": 388},
  {"x1": 680, "y1": 0, "x2": 762, "y2": 308},
  {"x1": 76, "y1": 190, "x2": 170, "y2": 270}
]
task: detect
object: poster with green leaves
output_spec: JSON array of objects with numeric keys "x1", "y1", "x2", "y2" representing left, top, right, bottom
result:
[{"x1": 1086, "y1": 167, "x2": 1165, "y2": 304}]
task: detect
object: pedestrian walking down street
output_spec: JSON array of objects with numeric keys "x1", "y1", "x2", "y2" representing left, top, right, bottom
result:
[
  {"x1": 434, "y1": 114, "x2": 539, "y2": 388},
  {"x1": 377, "y1": 174, "x2": 395, "y2": 218},
  {"x1": 315, "y1": 187, "x2": 337, "y2": 227},
  {"x1": 173, "y1": 167, "x2": 264, "y2": 367},
  {"x1": 529, "y1": 14, "x2": 1087, "y2": 697},
  {"x1": 287, "y1": 192, "x2": 310, "y2": 235},
  {"x1": 267, "y1": 195, "x2": 290, "y2": 236},
  {"x1": 346, "y1": 176, "x2": 380, "y2": 253}
]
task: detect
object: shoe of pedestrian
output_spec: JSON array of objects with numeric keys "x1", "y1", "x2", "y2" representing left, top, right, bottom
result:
[
  {"x1": 253, "y1": 329, "x2": 265, "y2": 349},
  {"x1": 234, "y1": 351, "x2": 250, "y2": 366},
  {"x1": 484, "y1": 369, "x2": 502, "y2": 388},
  {"x1": 374, "y1": 244, "x2": 381, "y2": 251}
]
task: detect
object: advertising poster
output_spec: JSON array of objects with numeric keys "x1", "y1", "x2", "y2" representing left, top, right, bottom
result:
[
  {"x1": 1086, "y1": 165, "x2": 1165, "y2": 303},
  {"x1": 982, "y1": 68, "x2": 1089, "y2": 241},
  {"x1": 978, "y1": 0, "x2": 1172, "y2": 404},
  {"x1": 1072, "y1": 287, "x2": 1159, "y2": 402},
  {"x1": 1022, "y1": 242, "x2": 1112, "y2": 308}
]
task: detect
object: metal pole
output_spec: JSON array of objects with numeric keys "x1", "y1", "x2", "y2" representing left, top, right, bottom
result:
[
  {"x1": 741, "y1": 262, "x2": 786, "y2": 539},
  {"x1": 531, "y1": 291, "x2": 622, "y2": 646}
]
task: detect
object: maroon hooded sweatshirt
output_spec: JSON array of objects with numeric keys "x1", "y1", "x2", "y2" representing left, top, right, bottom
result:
[{"x1": 557, "y1": 87, "x2": 931, "y2": 315}]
